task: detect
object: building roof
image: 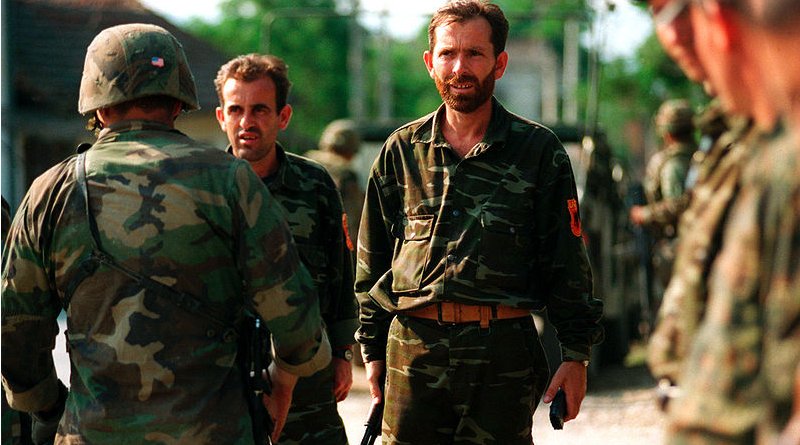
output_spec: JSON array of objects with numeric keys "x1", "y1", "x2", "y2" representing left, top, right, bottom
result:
[{"x1": 6, "y1": 0, "x2": 230, "y2": 117}]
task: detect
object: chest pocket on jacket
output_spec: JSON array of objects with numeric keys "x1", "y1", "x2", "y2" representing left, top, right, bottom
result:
[
  {"x1": 476, "y1": 208, "x2": 533, "y2": 292},
  {"x1": 391, "y1": 214, "x2": 434, "y2": 293}
]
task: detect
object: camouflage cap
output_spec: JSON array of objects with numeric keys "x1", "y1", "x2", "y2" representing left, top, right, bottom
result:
[
  {"x1": 78, "y1": 23, "x2": 199, "y2": 114},
  {"x1": 319, "y1": 119, "x2": 361, "y2": 156},
  {"x1": 655, "y1": 99, "x2": 694, "y2": 136}
]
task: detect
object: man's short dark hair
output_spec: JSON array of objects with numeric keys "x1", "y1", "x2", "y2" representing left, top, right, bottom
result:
[
  {"x1": 214, "y1": 54, "x2": 292, "y2": 111},
  {"x1": 428, "y1": 0, "x2": 509, "y2": 57},
  {"x1": 86, "y1": 95, "x2": 179, "y2": 134}
]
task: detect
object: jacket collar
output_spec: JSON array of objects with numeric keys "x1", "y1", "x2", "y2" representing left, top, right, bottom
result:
[
  {"x1": 410, "y1": 97, "x2": 510, "y2": 155},
  {"x1": 225, "y1": 142, "x2": 302, "y2": 192},
  {"x1": 97, "y1": 120, "x2": 180, "y2": 141}
]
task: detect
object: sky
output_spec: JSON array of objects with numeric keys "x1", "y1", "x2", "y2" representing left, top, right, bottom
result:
[{"x1": 140, "y1": 0, "x2": 652, "y2": 60}]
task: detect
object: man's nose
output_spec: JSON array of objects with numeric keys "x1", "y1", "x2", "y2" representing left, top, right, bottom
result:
[
  {"x1": 453, "y1": 54, "x2": 468, "y2": 76},
  {"x1": 239, "y1": 110, "x2": 255, "y2": 128}
]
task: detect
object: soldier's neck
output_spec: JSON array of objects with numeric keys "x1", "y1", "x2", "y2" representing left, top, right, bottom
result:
[
  {"x1": 443, "y1": 103, "x2": 491, "y2": 158},
  {"x1": 251, "y1": 152, "x2": 279, "y2": 179}
]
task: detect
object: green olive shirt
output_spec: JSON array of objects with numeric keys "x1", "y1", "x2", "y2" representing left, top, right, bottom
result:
[{"x1": 355, "y1": 99, "x2": 604, "y2": 363}]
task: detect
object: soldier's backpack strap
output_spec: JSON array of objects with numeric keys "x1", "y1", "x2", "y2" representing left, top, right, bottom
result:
[{"x1": 67, "y1": 149, "x2": 236, "y2": 339}]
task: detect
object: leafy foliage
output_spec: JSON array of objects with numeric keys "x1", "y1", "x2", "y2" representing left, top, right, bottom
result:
[
  {"x1": 596, "y1": 32, "x2": 706, "y2": 160},
  {"x1": 184, "y1": 0, "x2": 702, "y2": 160}
]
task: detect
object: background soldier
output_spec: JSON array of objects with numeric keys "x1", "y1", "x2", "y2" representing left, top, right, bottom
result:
[
  {"x1": 355, "y1": 1, "x2": 603, "y2": 443},
  {"x1": 215, "y1": 53, "x2": 358, "y2": 445},
  {"x1": 305, "y1": 119, "x2": 366, "y2": 248},
  {"x1": 630, "y1": 99, "x2": 697, "y2": 290},
  {"x1": 1, "y1": 24, "x2": 329, "y2": 444}
]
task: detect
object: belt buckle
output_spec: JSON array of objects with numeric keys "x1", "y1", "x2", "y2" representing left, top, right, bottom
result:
[{"x1": 436, "y1": 303, "x2": 457, "y2": 325}]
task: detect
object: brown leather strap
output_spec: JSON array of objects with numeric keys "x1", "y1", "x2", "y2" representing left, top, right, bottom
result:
[{"x1": 402, "y1": 302, "x2": 531, "y2": 328}]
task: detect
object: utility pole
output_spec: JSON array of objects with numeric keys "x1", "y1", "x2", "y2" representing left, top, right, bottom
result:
[
  {"x1": 562, "y1": 18, "x2": 580, "y2": 125},
  {"x1": 377, "y1": 9, "x2": 393, "y2": 121},
  {"x1": 348, "y1": 0, "x2": 365, "y2": 120}
]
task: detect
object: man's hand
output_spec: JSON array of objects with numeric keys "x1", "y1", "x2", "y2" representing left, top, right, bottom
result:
[
  {"x1": 629, "y1": 205, "x2": 646, "y2": 226},
  {"x1": 542, "y1": 361, "x2": 587, "y2": 423},
  {"x1": 31, "y1": 380, "x2": 68, "y2": 445},
  {"x1": 365, "y1": 360, "x2": 386, "y2": 406},
  {"x1": 779, "y1": 365, "x2": 800, "y2": 445},
  {"x1": 333, "y1": 356, "x2": 353, "y2": 402},
  {"x1": 264, "y1": 363, "x2": 299, "y2": 443}
]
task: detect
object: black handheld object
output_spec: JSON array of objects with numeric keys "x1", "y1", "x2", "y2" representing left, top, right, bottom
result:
[
  {"x1": 360, "y1": 371, "x2": 386, "y2": 445},
  {"x1": 240, "y1": 316, "x2": 274, "y2": 444},
  {"x1": 549, "y1": 388, "x2": 567, "y2": 430},
  {"x1": 360, "y1": 397, "x2": 385, "y2": 445}
]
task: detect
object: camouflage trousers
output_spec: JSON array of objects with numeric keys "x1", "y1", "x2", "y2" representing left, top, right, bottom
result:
[
  {"x1": 382, "y1": 315, "x2": 549, "y2": 445},
  {"x1": 278, "y1": 361, "x2": 348, "y2": 445}
]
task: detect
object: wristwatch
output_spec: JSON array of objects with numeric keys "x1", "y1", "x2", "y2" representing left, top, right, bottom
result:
[
  {"x1": 333, "y1": 347, "x2": 353, "y2": 362},
  {"x1": 567, "y1": 359, "x2": 590, "y2": 367}
]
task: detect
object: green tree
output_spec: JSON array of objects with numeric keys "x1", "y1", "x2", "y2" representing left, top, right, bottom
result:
[
  {"x1": 187, "y1": 0, "x2": 352, "y2": 150},
  {"x1": 595, "y1": 32, "x2": 706, "y2": 159},
  {"x1": 184, "y1": 0, "x2": 704, "y2": 162}
]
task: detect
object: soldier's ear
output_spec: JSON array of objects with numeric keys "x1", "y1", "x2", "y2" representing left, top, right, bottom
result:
[
  {"x1": 96, "y1": 108, "x2": 111, "y2": 126},
  {"x1": 215, "y1": 106, "x2": 226, "y2": 131},
  {"x1": 170, "y1": 101, "x2": 182, "y2": 121},
  {"x1": 278, "y1": 104, "x2": 293, "y2": 130},
  {"x1": 703, "y1": 0, "x2": 736, "y2": 52},
  {"x1": 494, "y1": 51, "x2": 508, "y2": 80},
  {"x1": 423, "y1": 51, "x2": 435, "y2": 79}
]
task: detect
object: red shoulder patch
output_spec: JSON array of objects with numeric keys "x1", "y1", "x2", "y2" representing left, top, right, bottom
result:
[
  {"x1": 567, "y1": 199, "x2": 582, "y2": 237},
  {"x1": 342, "y1": 213, "x2": 355, "y2": 251}
]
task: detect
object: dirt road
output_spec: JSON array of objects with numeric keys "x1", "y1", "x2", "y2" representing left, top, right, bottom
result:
[{"x1": 340, "y1": 363, "x2": 666, "y2": 444}]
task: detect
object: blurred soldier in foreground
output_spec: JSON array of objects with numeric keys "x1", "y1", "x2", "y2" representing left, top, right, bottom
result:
[
  {"x1": 634, "y1": 0, "x2": 754, "y2": 397},
  {"x1": 1, "y1": 24, "x2": 329, "y2": 444},
  {"x1": 306, "y1": 119, "x2": 366, "y2": 248},
  {"x1": 750, "y1": 1, "x2": 800, "y2": 442},
  {"x1": 355, "y1": 1, "x2": 603, "y2": 443},
  {"x1": 215, "y1": 53, "x2": 357, "y2": 445},
  {"x1": 643, "y1": 0, "x2": 707, "y2": 85},
  {"x1": 630, "y1": 99, "x2": 697, "y2": 290},
  {"x1": 662, "y1": 0, "x2": 800, "y2": 443}
]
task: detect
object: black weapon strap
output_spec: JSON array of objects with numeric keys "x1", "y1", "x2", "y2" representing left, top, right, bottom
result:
[{"x1": 67, "y1": 149, "x2": 237, "y2": 340}]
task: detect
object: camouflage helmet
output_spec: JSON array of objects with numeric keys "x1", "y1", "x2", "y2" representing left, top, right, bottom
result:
[
  {"x1": 78, "y1": 23, "x2": 199, "y2": 115},
  {"x1": 319, "y1": 119, "x2": 361, "y2": 156},
  {"x1": 655, "y1": 99, "x2": 694, "y2": 137}
]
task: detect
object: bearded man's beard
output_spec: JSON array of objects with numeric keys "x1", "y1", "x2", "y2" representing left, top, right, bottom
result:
[{"x1": 434, "y1": 71, "x2": 495, "y2": 113}]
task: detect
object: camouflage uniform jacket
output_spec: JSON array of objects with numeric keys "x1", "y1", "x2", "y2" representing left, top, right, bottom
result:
[
  {"x1": 304, "y1": 149, "x2": 364, "y2": 250},
  {"x1": 639, "y1": 140, "x2": 697, "y2": 235},
  {"x1": 667, "y1": 124, "x2": 800, "y2": 444},
  {"x1": 648, "y1": 115, "x2": 752, "y2": 383},
  {"x1": 1, "y1": 121, "x2": 330, "y2": 444},
  {"x1": 258, "y1": 144, "x2": 358, "y2": 349},
  {"x1": 355, "y1": 98, "x2": 604, "y2": 362}
]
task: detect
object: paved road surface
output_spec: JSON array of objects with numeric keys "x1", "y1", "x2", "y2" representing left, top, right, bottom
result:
[{"x1": 53, "y1": 322, "x2": 666, "y2": 444}]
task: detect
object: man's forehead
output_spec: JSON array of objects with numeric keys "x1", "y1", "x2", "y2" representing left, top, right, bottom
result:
[
  {"x1": 221, "y1": 78, "x2": 276, "y2": 107},
  {"x1": 432, "y1": 18, "x2": 493, "y2": 48}
]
